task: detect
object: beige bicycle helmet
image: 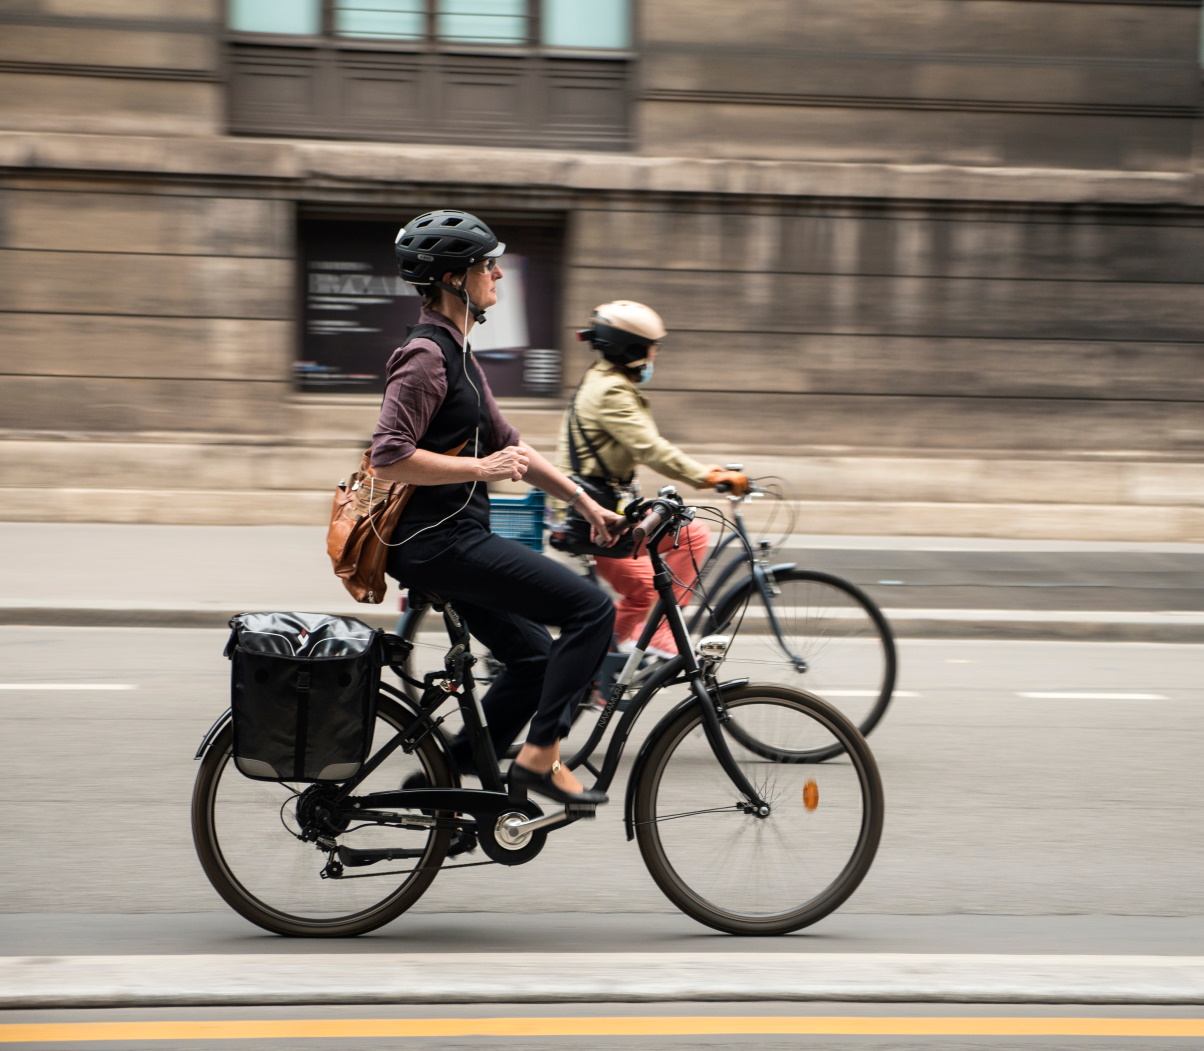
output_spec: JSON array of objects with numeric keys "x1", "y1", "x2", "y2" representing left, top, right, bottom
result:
[{"x1": 578, "y1": 300, "x2": 667, "y2": 366}]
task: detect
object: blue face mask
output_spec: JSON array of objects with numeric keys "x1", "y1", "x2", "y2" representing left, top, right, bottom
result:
[{"x1": 636, "y1": 361, "x2": 654, "y2": 385}]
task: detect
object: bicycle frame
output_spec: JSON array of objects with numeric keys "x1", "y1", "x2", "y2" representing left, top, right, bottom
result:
[
  {"x1": 325, "y1": 501, "x2": 770, "y2": 841},
  {"x1": 686, "y1": 497, "x2": 808, "y2": 673}
]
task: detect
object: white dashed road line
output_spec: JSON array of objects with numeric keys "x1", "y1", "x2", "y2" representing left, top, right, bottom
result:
[
  {"x1": 1018, "y1": 692, "x2": 1168, "y2": 701},
  {"x1": 0, "y1": 684, "x2": 137, "y2": 691}
]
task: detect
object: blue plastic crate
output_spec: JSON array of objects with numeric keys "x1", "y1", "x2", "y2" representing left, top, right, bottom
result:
[{"x1": 489, "y1": 488, "x2": 545, "y2": 551}]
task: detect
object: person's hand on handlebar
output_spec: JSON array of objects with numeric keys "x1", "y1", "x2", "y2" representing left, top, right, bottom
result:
[
  {"x1": 702, "y1": 466, "x2": 750, "y2": 496},
  {"x1": 475, "y1": 445, "x2": 529, "y2": 482},
  {"x1": 576, "y1": 493, "x2": 627, "y2": 547}
]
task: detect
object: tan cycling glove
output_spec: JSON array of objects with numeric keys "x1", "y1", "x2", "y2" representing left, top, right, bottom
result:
[{"x1": 702, "y1": 467, "x2": 750, "y2": 495}]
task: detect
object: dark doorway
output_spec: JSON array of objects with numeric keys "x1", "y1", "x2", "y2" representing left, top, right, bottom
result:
[{"x1": 298, "y1": 215, "x2": 564, "y2": 396}]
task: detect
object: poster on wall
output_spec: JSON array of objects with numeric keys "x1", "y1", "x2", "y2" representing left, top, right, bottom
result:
[{"x1": 298, "y1": 217, "x2": 562, "y2": 397}]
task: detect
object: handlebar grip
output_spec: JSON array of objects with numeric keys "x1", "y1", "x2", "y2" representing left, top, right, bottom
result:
[
  {"x1": 714, "y1": 482, "x2": 732, "y2": 494},
  {"x1": 631, "y1": 505, "x2": 665, "y2": 547}
]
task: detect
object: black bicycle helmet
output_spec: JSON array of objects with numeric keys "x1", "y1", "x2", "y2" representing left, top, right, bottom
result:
[{"x1": 394, "y1": 209, "x2": 505, "y2": 287}]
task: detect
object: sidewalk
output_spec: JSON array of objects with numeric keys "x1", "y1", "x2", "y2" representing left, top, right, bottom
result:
[
  {"x1": 2, "y1": 524, "x2": 1201, "y2": 642},
  {"x1": 5, "y1": 952, "x2": 1204, "y2": 1008}
]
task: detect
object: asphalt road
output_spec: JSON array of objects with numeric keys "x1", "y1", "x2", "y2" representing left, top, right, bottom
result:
[
  {"x1": 4, "y1": 626, "x2": 1202, "y2": 1049},
  {"x1": 2, "y1": 627, "x2": 1200, "y2": 927}
]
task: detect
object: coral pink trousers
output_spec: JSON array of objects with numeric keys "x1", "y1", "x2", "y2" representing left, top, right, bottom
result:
[{"x1": 594, "y1": 518, "x2": 711, "y2": 655}]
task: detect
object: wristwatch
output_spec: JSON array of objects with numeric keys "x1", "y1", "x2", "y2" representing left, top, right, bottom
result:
[{"x1": 565, "y1": 484, "x2": 585, "y2": 509}]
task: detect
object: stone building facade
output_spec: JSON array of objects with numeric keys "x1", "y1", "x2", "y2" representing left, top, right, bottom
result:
[{"x1": 1, "y1": 0, "x2": 1202, "y2": 538}]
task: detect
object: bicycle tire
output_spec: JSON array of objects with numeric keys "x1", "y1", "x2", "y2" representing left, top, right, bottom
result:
[
  {"x1": 633, "y1": 683, "x2": 884, "y2": 935},
  {"x1": 706, "y1": 568, "x2": 897, "y2": 762},
  {"x1": 192, "y1": 693, "x2": 454, "y2": 937}
]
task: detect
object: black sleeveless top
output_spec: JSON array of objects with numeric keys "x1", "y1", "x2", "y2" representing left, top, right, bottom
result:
[{"x1": 392, "y1": 323, "x2": 494, "y2": 541}]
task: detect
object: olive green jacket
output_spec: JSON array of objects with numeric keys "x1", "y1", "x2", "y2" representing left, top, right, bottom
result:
[{"x1": 554, "y1": 362, "x2": 710, "y2": 493}]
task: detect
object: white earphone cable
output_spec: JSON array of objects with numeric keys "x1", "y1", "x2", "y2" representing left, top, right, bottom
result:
[{"x1": 371, "y1": 279, "x2": 481, "y2": 549}]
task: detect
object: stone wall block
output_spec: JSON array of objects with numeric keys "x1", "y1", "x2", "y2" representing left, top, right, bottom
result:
[
  {"x1": 2, "y1": 1, "x2": 217, "y2": 20},
  {"x1": 1125, "y1": 463, "x2": 1204, "y2": 507},
  {"x1": 1, "y1": 190, "x2": 292, "y2": 258},
  {"x1": 643, "y1": 0, "x2": 1199, "y2": 61},
  {"x1": 0, "y1": 486, "x2": 332, "y2": 527},
  {"x1": 645, "y1": 49, "x2": 1198, "y2": 110},
  {"x1": 637, "y1": 101, "x2": 1194, "y2": 170},
  {"x1": 0, "y1": 251, "x2": 293, "y2": 319},
  {"x1": 2, "y1": 314, "x2": 291, "y2": 382},
  {"x1": 0, "y1": 26, "x2": 218, "y2": 72},
  {"x1": 0, "y1": 73, "x2": 220, "y2": 136},
  {"x1": 0, "y1": 440, "x2": 350, "y2": 491},
  {"x1": 641, "y1": 334, "x2": 1204, "y2": 402},
  {"x1": 645, "y1": 392, "x2": 1204, "y2": 454},
  {"x1": 0, "y1": 377, "x2": 289, "y2": 434},
  {"x1": 567, "y1": 267, "x2": 1204, "y2": 343},
  {"x1": 573, "y1": 206, "x2": 1204, "y2": 285}
]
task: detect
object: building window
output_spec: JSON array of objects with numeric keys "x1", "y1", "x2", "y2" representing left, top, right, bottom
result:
[
  {"x1": 225, "y1": 0, "x2": 632, "y2": 150},
  {"x1": 229, "y1": 0, "x2": 322, "y2": 35},
  {"x1": 543, "y1": 0, "x2": 629, "y2": 48},
  {"x1": 227, "y1": 0, "x2": 630, "y2": 48},
  {"x1": 336, "y1": 1, "x2": 425, "y2": 40}
]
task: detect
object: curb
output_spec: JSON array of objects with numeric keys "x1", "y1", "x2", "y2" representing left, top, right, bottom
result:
[
  {"x1": 5, "y1": 953, "x2": 1204, "y2": 1009},
  {"x1": 0, "y1": 607, "x2": 1200, "y2": 643}
]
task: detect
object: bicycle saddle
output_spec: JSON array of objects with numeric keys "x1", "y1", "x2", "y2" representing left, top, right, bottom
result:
[{"x1": 407, "y1": 589, "x2": 448, "y2": 610}]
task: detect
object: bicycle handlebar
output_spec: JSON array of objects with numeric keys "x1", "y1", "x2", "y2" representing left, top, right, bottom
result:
[{"x1": 630, "y1": 503, "x2": 666, "y2": 547}]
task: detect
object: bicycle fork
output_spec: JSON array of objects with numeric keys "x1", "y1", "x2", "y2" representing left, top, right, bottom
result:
[{"x1": 645, "y1": 557, "x2": 769, "y2": 812}]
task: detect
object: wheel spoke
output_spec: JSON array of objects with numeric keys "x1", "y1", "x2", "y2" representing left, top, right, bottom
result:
[
  {"x1": 192, "y1": 697, "x2": 452, "y2": 936},
  {"x1": 713, "y1": 570, "x2": 897, "y2": 760},
  {"x1": 633, "y1": 686, "x2": 883, "y2": 935}
]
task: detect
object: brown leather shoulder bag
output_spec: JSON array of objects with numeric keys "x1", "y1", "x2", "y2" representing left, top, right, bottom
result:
[{"x1": 326, "y1": 443, "x2": 465, "y2": 604}]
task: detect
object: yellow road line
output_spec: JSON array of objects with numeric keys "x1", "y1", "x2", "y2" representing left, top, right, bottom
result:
[{"x1": 4, "y1": 1016, "x2": 1204, "y2": 1042}]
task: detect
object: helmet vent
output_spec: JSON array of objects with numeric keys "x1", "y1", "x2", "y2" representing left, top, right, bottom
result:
[
  {"x1": 417, "y1": 236, "x2": 441, "y2": 250},
  {"x1": 443, "y1": 216, "x2": 464, "y2": 226}
]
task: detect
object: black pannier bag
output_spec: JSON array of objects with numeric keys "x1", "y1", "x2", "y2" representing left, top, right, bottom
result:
[{"x1": 225, "y1": 612, "x2": 383, "y2": 783}]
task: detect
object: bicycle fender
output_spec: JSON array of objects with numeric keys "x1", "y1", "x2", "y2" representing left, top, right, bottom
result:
[
  {"x1": 194, "y1": 707, "x2": 232, "y2": 760},
  {"x1": 623, "y1": 676, "x2": 750, "y2": 842}
]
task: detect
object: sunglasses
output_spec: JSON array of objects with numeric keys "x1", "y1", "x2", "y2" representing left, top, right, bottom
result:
[{"x1": 471, "y1": 258, "x2": 501, "y2": 274}]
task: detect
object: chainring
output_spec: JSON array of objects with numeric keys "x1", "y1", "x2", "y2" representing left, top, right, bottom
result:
[{"x1": 477, "y1": 798, "x2": 547, "y2": 866}]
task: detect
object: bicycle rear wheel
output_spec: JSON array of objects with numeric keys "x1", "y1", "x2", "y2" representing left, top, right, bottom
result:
[
  {"x1": 708, "y1": 568, "x2": 896, "y2": 761},
  {"x1": 192, "y1": 694, "x2": 453, "y2": 937},
  {"x1": 633, "y1": 683, "x2": 883, "y2": 935}
]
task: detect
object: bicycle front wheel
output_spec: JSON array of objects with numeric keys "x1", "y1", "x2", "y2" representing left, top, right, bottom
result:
[
  {"x1": 633, "y1": 684, "x2": 883, "y2": 936},
  {"x1": 708, "y1": 568, "x2": 896, "y2": 761},
  {"x1": 192, "y1": 694, "x2": 454, "y2": 937}
]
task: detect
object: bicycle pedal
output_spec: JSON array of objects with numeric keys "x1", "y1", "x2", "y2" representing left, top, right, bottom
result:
[{"x1": 564, "y1": 803, "x2": 598, "y2": 819}]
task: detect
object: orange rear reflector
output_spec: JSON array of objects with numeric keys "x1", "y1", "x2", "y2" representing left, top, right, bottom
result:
[{"x1": 802, "y1": 779, "x2": 819, "y2": 810}]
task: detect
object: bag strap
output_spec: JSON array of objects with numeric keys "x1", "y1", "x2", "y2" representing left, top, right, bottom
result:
[{"x1": 567, "y1": 382, "x2": 629, "y2": 487}]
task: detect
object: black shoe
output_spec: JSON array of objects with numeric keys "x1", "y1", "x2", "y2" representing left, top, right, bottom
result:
[
  {"x1": 401, "y1": 771, "x2": 477, "y2": 857},
  {"x1": 507, "y1": 761, "x2": 608, "y2": 806}
]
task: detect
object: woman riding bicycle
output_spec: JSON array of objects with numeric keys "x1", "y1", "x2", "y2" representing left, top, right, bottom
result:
[
  {"x1": 553, "y1": 300, "x2": 748, "y2": 657},
  {"x1": 370, "y1": 209, "x2": 623, "y2": 806}
]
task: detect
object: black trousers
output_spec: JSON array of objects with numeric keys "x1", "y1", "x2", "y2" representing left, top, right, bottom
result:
[{"x1": 387, "y1": 517, "x2": 614, "y2": 758}]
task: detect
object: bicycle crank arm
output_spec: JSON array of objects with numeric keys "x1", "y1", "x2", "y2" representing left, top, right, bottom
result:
[{"x1": 503, "y1": 804, "x2": 597, "y2": 838}]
